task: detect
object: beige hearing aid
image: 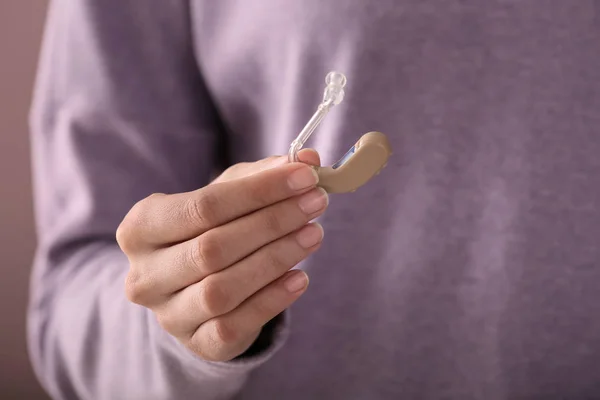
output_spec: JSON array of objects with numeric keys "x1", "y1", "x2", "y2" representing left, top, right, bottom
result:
[{"x1": 288, "y1": 72, "x2": 392, "y2": 193}]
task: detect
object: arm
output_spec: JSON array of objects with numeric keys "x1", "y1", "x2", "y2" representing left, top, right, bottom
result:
[{"x1": 27, "y1": 1, "x2": 288, "y2": 399}]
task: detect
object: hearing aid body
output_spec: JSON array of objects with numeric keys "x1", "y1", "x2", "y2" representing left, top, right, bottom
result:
[
  {"x1": 315, "y1": 131, "x2": 391, "y2": 193},
  {"x1": 288, "y1": 72, "x2": 392, "y2": 193}
]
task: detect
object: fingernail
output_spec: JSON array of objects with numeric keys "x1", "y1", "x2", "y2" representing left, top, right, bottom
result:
[
  {"x1": 296, "y1": 223, "x2": 324, "y2": 248},
  {"x1": 288, "y1": 166, "x2": 319, "y2": 191},
  {"x1": 298, "y1": 188, "x2": 329, "y2": 215},
  {"x1": 284, "y1": 271, "x2": 309, "y2": 293}
]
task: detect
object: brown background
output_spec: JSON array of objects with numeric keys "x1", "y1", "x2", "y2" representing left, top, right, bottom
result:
[{"x1": 1, "y1": 1, "x2": 50, "y2": 398}]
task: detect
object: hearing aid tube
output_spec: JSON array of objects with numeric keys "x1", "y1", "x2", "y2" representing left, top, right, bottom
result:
[{"x1": 288, "y1": 71, "x2": 392, "y2": 193}]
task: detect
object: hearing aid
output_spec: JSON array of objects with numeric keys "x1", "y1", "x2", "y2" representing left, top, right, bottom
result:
[{"x1": 288, "y1": 71, "x2": 392, "y2": 194}]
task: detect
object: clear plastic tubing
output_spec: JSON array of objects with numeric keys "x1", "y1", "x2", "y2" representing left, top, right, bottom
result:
[{"x1": 288, "y1": 71, "x2": 347, "y2": 162}]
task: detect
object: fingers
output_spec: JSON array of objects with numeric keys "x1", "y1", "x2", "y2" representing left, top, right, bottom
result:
[
  {"x1": 211, "y1": 156, "x2": 288, "y2": 184},
  {"x1": 188, "y1": 270, "x2": 309, "y2": 361},
  {"x1": 117, "y1": 161, "x2": 320, "y2": 251},
  {"x1": 211, "y1": 149, "x2": 321, "y2": 183},
  {"x1": 146, "y1": 188, "x2": 328, "y2": 295},
  {"x1": 154, "y1": 223, "x2": 323, "y2": 337},
  {"x1": 120, "y1": 151, "x2": 327, "y2": 362}
]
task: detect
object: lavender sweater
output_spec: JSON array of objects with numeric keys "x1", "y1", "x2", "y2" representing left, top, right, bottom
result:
[{"x1": 28, "y1": 1, "x2": 600, "y2": 399}]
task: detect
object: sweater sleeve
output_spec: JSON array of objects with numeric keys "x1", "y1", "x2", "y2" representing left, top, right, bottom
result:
[{"x1": 27, "y1": 1, "x2": 289, "y2": 399}]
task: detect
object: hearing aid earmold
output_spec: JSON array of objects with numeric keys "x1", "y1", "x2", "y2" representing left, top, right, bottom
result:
[{"x1": 288, "y1": 71, "x2": 392, "y2": 193}]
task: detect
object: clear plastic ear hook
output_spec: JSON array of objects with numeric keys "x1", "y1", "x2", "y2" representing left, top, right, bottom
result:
[
  {"x1": 288, "y1": 71, "x2": 347, "y2": 162},
  {"x1": 288, "y1": 71, "x2": 392, "y2": 194}
]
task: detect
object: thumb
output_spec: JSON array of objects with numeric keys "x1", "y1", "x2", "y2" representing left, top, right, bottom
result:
[
  {"x1": 256, "y1": 148, "x2": 321, "y2": 169},
  {"x1": 213, "y1": 149, "x2": 322, "y2": 183}
]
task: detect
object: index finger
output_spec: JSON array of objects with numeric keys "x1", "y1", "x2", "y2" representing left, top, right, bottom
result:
[
  {"x1": 212, "y1": 149, "x2": 322, "y2": 184},
  {"x1": 121, "y1": 162, "x2": 319, "y2": 249}
]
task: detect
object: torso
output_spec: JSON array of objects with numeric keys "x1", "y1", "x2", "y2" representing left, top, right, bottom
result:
[{"x1": 191, "y1": 1, "x2": 600, "y2": 398}]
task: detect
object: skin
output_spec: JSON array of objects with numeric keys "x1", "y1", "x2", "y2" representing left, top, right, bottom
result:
[{"x1": 116, "y1": 149, "x2": 327, "y2": 362}]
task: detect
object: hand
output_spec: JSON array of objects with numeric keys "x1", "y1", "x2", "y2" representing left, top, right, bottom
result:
[{"x1": 116, "y1": 150, "x2": 328, "y2": 362}]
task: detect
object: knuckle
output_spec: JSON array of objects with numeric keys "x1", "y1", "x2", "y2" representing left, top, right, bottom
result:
[
  {"x1": 261, "y1": 207, "x2": 284, "y2": 235},
  {"x1": 242, "y1": 178, "x2": 269, "y2": 207},
  {"x1": 195, "y1": 233, "x2": 223, "y2": 273},
  {"x1": 248, "y1": 182, "x2": 267, "y2": 204},
  {"x1": 188, "y1": 239, "x2": 205, "y2": 275},
  {"x1": 208, "y1": 318, "x2": 239, "y2": 347},
  {"x1": 155, "y1": 311, "x2": 177, "y2": 334},
  {"x1": 186, "y1": 191, "x2": 219, "y2": 229},
  {"x1": 263, "y1": 246, "x2": 286, "y2": 270},
  {"x1": 116, "y1": 194, "x2": 162, "y2": 252},
  {"x1": 185, "y1": 337, "x2": 209, "y2": 360},
  {"x1": 196, "y1": 278, "x2": 230, "y2": 317},
  {"x1": 115, "y1": 221, "x2": 132, "y2": 252},
  {"x1": 124, "y1": 270, "x2": 148, "y2": 304},
  {"x1": 247, "y1": 257, "x2": 270, "y2": 284},
  {"x1": 186, "y1": 331, "x2": 220, "y2": 362},
  {"x1": 116, "y1": 211, "x2": 141, "y2": 252},
  {"x1": 251, "y1": 297, "x2": 277, "y2": 320},
  {"x1": 130, "y1": 196, "x2": 155, "y2": 222}
]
